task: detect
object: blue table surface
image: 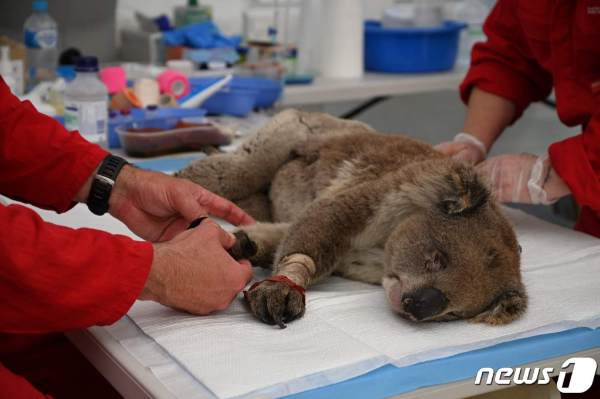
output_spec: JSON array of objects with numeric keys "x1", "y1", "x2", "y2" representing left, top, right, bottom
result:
[{"x1": 134, "y1": 157, "x2": 600, "y2": 399}]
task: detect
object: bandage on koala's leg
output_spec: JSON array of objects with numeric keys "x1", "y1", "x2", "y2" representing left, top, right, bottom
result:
[{"x1": 276, "y1": 254, "x2": 316, "y2": 287}]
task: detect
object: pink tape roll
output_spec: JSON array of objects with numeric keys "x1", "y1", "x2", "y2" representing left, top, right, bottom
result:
[
  {"x1": 157, "y1": 69, "x2": 190, "y2": 99},
  {"x1": 100, "y1": 67, "x2": 126, "y2": 94}
]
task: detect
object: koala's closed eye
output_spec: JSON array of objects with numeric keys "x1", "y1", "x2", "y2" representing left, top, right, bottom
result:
[
  {"x1": 487, "y1": 250, "x2": 501, "y2": 269},
  {"x1": 426, "y1": 251, "x2": 447, "y2": 272}
]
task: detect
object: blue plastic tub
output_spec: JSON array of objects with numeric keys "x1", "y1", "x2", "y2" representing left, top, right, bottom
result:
[
  {"x1": 188, "y1": 76, "x2": 282, "y2": 114},
  {"x1": 228, "y1": 77, "x2": 281, "y2": 108},
  {"x1": 364, "y1": 20, "x2": 467, "y2": 73},
  {"x1": 202, "y1": 88, "x2": 259, "y2": 117}
]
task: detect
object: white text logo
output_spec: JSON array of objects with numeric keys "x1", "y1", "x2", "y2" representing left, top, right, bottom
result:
[{"x1": 475, "y1": 357, "x2": 597, "y2": 393}]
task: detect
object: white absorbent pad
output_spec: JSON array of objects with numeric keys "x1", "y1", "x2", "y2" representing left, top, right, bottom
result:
[{"x1": 8, "y1": 197, "x2": 600, "y2": 399}]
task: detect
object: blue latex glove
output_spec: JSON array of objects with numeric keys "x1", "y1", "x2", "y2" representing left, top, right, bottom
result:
[{"x1": 162, "y1": 21, "x2": 242, "y2": 49}]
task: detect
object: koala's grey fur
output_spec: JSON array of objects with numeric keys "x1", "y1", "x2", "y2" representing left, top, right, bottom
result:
[{"x1": 176, "y1": 110, "x2": 526, "y2": 328}]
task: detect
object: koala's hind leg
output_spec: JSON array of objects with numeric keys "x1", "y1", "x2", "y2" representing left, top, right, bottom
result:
[
  {"x1": 228, "y1": 223, "x2": 290, "y2": 268},
  {"x1": 175, "y1": 110, "x2": 315, "y2": 201}
]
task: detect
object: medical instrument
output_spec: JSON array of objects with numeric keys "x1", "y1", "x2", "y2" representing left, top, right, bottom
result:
[{"x1": 179, "y1": 74, "x2": 232, "y2": 109}]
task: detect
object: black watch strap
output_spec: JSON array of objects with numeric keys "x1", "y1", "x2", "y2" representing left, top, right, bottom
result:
[{"x1": 87, "y1": 155, "x2": 129, "y2": 216}]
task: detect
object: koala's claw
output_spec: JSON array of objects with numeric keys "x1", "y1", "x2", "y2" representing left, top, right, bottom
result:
[
  {"x1": 244, "y1": 280, "x2": 305, "y2": 329},
  {"x1": 227, "y1": 231, "x2": 258, "y2": 260}
]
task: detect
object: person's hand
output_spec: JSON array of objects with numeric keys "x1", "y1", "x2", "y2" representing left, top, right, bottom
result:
[
  {"x1": 476, "y1": 153, "x2": 571, "y2": 204},
  {"x1": 140, "y1": 219, "x2": 253, "y2": 314},
  {"x1": 435, "y1": 133, "x2": 488, "y2": 164},
  {"x1": 106, "y1": 165, "x2": 255, "y2": 242}
]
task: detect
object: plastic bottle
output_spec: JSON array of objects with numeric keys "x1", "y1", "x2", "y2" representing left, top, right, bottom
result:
[
  {"x1": 0, "y1": 46, "x2": 18, "y2": 94},
  {"x1": 174, "y1": 0, "x2": 212, "y2": 28},
  {"x1": 65, "y1": 57, "x2": 109, "y2": 147},
  {"x1": 454, "y1": 0, "x2": 490, "y2": 66},
  {"x1": 23, "y1": 0, "x2": 58, "y2": 86}
]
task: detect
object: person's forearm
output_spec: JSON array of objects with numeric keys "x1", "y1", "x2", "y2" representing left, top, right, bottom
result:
[
  {"x1": 461, "y1": 87, "x2": 517, "y2": 152},
  {"x1": 0, "y1": 203, "x2": 152, "y2": 334}
]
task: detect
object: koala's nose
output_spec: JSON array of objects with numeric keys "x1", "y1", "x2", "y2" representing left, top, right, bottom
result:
[{"x1": 402, "y1": 288, "x2": 448, "y2": 321}]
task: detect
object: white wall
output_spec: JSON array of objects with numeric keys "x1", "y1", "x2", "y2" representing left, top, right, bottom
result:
[{"x1": 116, "y1": 0, "x2": 399, "y2": 37}]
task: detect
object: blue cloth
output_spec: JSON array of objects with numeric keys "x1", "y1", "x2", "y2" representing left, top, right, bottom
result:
[
  {"x1": 162, "y1": 21, "x2": 242, "y2": 49},
  {"x1": 132, "y1": 156, "x2": 203, "y2": 172},
  {"x1": 287, "y1": 327, "x2": 600, "y2": 399}
]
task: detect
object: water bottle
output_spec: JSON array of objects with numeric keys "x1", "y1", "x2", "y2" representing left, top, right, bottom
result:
[
  {"x1": 454, "y1": 0, "x2": 490, "y2": 66},
  {"x1": 65, "y1": 57, "x2": 109, "y2": 148},
  {"x1": 23, "y1": 0, "x2": 58, "y2": 86}
]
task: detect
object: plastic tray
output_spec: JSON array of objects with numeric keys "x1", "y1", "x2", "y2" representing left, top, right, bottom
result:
[
  {"x1": 115, "y1": 117, "x2": 230, "y2": 158},
  {"x1": 108, "y1": 108, "x2": 207, "y2": 149},
  {"x1": 364, "y1": 20, "x2": 467, "y2": 73}
]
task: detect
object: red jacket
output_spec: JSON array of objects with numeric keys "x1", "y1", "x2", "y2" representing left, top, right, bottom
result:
[
  {"x1": 0, "y1": 77, "x2": 153, "y2": 397},
  {"x1": 460, "y1": 0, "x2": 600, "y2": 238}
]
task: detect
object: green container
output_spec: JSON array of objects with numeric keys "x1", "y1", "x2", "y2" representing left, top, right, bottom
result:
[{"x1": 174, "y1": 0, "x2": 212, "y2": 28}]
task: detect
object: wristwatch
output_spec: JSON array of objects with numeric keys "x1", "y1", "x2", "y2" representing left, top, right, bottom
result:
[{"x1": 87, "y1": 155, "x2": 129, "y2": 216}]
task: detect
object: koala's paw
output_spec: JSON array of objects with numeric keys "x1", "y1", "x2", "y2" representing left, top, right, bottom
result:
[
  {"x1": 244, "y1": 280, "x2": 305, "y2": 329},
  {"x1": 227, "y1": 231, "x2": 258, "y2": 261}
]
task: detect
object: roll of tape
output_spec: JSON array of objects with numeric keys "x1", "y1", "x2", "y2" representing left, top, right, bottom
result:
[
  {"x1": 157, "y1": 69, "x2": 190, "y2": 99},
  {"x1": 100, "y1": 67, "x2": 126, "y2": 94},
  {"x1": 110, "y1": 88, "x2": 143, "y2": 110},
  {"x1": 133, "y1": 78, "x2": 160, "y2": 107},
  {"x1": 158, "y1": 93, "x2": 178, "y2": 107}
]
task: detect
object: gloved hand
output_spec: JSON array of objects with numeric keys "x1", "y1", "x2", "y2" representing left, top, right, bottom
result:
[
  {"x1": 476, "y1": 153, "x2": 571, "y2": 204},
  {"x1": 435, "y1": 133, "x2": 488, "y2": 164}
]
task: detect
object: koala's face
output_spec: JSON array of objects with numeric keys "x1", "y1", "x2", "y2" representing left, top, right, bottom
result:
[{"x1": 383, "y1": 165, "x2": 526, "y2": 325}]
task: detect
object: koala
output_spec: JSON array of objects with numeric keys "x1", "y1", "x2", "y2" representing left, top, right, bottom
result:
[{"x1": 176, "y1": 110, "x2": 526, "y2": 328}]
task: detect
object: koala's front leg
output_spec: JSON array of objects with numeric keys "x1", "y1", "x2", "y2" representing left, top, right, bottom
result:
[{"x1": 245, "y1": 188, "x2": 380, "y2": 328}]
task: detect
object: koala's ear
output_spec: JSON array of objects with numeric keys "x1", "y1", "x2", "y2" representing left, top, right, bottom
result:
[
  {"x1": 437, "y1": 167, "x2": 490, "y2": 216},
  {"x1": 469, "y1": 289, "x2": 528, "y2": 325}
]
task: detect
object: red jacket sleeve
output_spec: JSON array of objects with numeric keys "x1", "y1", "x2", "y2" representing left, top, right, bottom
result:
[
  {"x1": 459, "y1": 0, "x2": 553, "y2": 122},
  {"x1": 0, "y1": 77, "x2": 153, "y2": 333},
  {"x1": 0, "y1": 203, "x2": 153, "y2": 334},
  {"x1": 0, "y1": 76, "x2": 108, "y2": 212},
  {"x1": 549, "y1": 112, "x2": 600, "y2": 228}
]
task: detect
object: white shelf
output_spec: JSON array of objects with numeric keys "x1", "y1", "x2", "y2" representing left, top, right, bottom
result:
[{"x1": 281, "y1": 67, "x2": 468, "y2": 106}]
